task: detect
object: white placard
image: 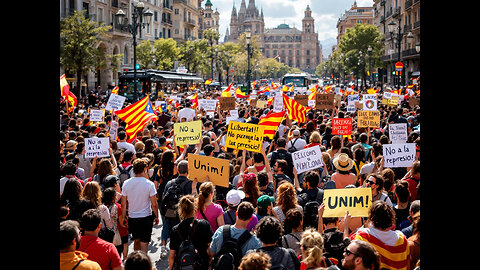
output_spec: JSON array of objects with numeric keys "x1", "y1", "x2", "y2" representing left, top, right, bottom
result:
[
  {"x1": 291, "y1": 145, "x2": 324, "y2": 174},
  {"x1": 105, "y1": 94, "x2": 126, "y2": 111},
  {"x1": 225, "y1": 116, "x2": 236, "y2": 125},
  {"x1": 230, "y1": 109, "x2": 239, "y2": 119},
  {"x1": 199, "y1": 99, "x2": 218, "y2": 111},
  {"x1": 389, "y1": 123, "x2": 408, "y2": 144},
  {"x1": 109, "y1": 121, "x2": 118, "y2": 141},
  {"x1": 90, "y1": 109, "x2": 104, "y2": 122},
  {"x1": 362, "y1": 94, "x2": 377, "y2": 111},
  {"x1": 273, "y1": 91, "x2": 284, "y2": 112},
  {"x1": 383, "y1": 143, "x2": 416, "y2": 168},
  {"x1": 85, "y1": 137, "x2": 110, "y2": 158}
]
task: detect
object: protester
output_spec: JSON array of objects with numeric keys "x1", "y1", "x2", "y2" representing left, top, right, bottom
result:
[
  {"x1": 331, "y1": 153, "x2": 357, "y2": 189},
  {"x1": 124, "y1": 251, "x2": 153, "y2": 270},
  {"x1": 60, "y1": 219, "x2": 102, "y2": 270},
  {"x1": 363, "y1": 173, "x2": 393, "y2": 206},
  {"x1": 238, "y1": 251, "x2": 272, "y2": 270},
  {"x1": 195, "y1": 181, "x2": 225, "y2": 233},
  {"x1": 341, "y1": 239, "x2": 380, "y2": 270},
  {"x1": 272, "y1": 181, "x2": 303, "y2": 224},
  {"x1": 121, "y1": 158, "x2": 159, "y2": 253},
  {"x1": 280, "y1": 208, "x2": 304, "y2": 256}
]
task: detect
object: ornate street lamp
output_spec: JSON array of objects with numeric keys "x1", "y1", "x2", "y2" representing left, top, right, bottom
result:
[{"x1": 115, "y1": 1, "x2": 153, "y2": 101}]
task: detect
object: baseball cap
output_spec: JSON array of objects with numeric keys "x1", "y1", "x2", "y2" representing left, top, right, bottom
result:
[
  {"x1": 257, "y1": 195, "x2": 274, "y2": 209},
  {"x1": 226, "y1": 189, "x2": 245, "y2": 207},
  {"x1": 292, "y1": 129, "x2": 300, "y2": 136}
]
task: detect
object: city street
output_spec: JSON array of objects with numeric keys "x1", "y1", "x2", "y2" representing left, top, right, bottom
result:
[{"x1": 127, "y1": 221, "x2": 169, "y2": 270}]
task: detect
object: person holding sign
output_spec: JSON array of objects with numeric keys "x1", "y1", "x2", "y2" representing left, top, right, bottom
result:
[{"x1": 350, "y1": 201, "x2": 410, "y2": 270}]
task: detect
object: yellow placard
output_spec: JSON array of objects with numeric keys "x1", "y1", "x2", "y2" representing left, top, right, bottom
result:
[
  {"x1": 322, "y1": 188, "x2": 373, "y2": 217},
  {"x1": 225, "y1": 121, "x2": 265, "y2": 153},
  {"x1": 357, "y1": 110, "x2": 380, "y2": 128},
  {"x1": 188, "y1": 154, "x2": 230, "y2": 187},
  {"x1": 174, "y1": 120, "x2": 202, "y2": 146}
]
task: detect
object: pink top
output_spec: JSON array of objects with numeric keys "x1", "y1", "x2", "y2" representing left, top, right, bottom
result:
[
  {"x1": 331, "y1": 172, "x2": 357, "y2": 189},
  {"x1": 196, "y1": 203, "x2": 224, "y2": 232}
]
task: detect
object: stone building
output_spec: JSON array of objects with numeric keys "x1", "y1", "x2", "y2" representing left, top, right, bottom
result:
[{"x1": 224, "y1": 0, "x2": 322, "y2": 74}]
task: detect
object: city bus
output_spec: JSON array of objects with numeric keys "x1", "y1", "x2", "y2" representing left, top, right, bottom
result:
[
  {"x1": 118, "y1": 69, "x2": 203, "y2": 101},
  {"x1": 281, "y1": 73, "x2": 317, "y2": 93}
]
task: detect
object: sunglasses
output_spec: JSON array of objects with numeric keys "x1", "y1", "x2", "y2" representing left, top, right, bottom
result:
[
  {"x1": 344, "y1": 247, "x2": 359, "y2": 257},
  {"x1": 365, "y1": 179, "x2": 376, "y2": 185}
]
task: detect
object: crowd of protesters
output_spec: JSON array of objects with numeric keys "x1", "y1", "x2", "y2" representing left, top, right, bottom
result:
[{"x1": 60, "y1": 83, "x2": 420, "y2": 270}]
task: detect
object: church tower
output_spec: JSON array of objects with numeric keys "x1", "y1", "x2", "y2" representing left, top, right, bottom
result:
[{"x1": 302, "y1": 5, "x2": 314, "y2": 34}]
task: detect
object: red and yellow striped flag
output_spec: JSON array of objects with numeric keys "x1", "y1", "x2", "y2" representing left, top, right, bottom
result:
[
  {"x1": 352, "y1": 230, "x2": 410, "y2": 270},
  {"x1": 111, "y1": 86, "x2": 119, "y2": 95},
  {"x1": 258, "y1": 110, "x2": 286, "y2": 139},
  {"x1": 221, "y1": 82, "x2": 234, "y2": 97},
  {"x1": 204, "y1": 79, "x2": 213, "y2": 85},
  {"x1": 115, "y1": 96, "x2": 157, "y2": 143},
  {"x1": 60, "y1": 74, "x2": 77, "y2": 113},
  {"x1": 282, "y1": 93, "x2": 309, "y2": 124}
]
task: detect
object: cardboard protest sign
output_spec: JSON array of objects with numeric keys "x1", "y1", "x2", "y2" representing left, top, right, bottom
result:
[
  {"x1": 188, "y1": 154, "x2": 230, "y2": 187},
  {"x1": 409, "y1": 97, "x2": 420, "y2": 107},
  {"x1": 362, "y1": 94, "x2": 377, "y2": 111},
  {"x1": 357, "y1": 110, "x2": 380, "y2": 128},
  {"x1": 174, "y1": 120, "x2": 202, "y2": 146},
  {"x1": 292, "y1": 145, "x2": 324, "y2": 174},
  {"x1": 323, "y1": 188, "x2": 372, "y2": 217},
  {"x1": 332, "y1": 118, "x2": 353, "y2": 135},
  {"x1": 90, "y1": 109, "x2": 104, "y2": 122},
  {"x1": 316, "y1": 93, "x2": 335, "y2": 110},
  {"x1": 383, "y1": 143, "x2": 416, "y2": 168},
  {"x1": 294, "y1": 95, "x2": 309, "y2": 106},
  {"x1": 219, "y1": 97, "x2": 236, "y2": 110},
  {"x1": 105, "y1": 94, "x2": 126, "y2": 111},
  {"x1": 85, "y1": 137, "x2": 110, "y2": 158},
  {"x1": 389, "y1": 123, "x2": 408, "y2": 144},
  {"x1": 225, "y1": 121, "x2": 265, "y2": 153}
]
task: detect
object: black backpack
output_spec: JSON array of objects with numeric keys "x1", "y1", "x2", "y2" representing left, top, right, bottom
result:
[
  {"x1": 118, "y1": 165, "x2": 133, "y2": 187},
  {"x1": 212, "y1": 225, "x2": 252, "y2": 270},
  {"x1": 299, "y1": 189, "x2": 324, "y2": 230},
  {"x1": 161, "y1": 178, "x2": 189, "y2": 220},
  {"x1": 287, "y1": 138, "x2": 299, "y2": 153},
  {"x1": 259, "y1": 247, "x2": 292, "y2": 270},
  {"x1": 175, "y1": 220, "x2": 201, "y2": 270}
]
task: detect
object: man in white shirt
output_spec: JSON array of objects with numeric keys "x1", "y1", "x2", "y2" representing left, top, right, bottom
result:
[
  {"x1": 121, "y1": 158, "x2": 159, "y2": 253},
  {"x1": 286, "y1": 129, "x2": 307, "y2": 152},
  {"x1": 116, "y1": 130, "x2": 136, "y2": 154},
  {"x1": 177, "y1": 101, "x2": 196, "y2": 122}
]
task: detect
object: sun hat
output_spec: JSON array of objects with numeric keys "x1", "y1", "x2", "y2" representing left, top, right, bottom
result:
[
  {"x1": 332, "y1": 153, "x2": 354, "y2": 171},
  {"x1": 226, "y1": 189, "x2": 245, "y2": 207}
]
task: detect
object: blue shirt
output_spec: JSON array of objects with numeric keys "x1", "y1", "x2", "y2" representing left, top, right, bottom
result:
[{"x1": 209, "y1": 225, "x2": 262, "y2": 256}]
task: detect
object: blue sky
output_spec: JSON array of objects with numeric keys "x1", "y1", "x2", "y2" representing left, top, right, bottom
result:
[{"x1": 210, "y1": 0, "x2": 374, "y2": 42}]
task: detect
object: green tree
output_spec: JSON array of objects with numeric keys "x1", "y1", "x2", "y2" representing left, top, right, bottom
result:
[
  {"x1": 60, "y1": 10, "x2": 111, "y2": 97},
  {"x1": 337, "y1": 23, "x2": 384, "y2": 87},
  {"x1": 152, "y1": 38, "x2": 181, "y2": 70},
  {"x1": 179, "y1": 39, "x2": 209, "y2": 73},
  {"x1": 136, "y1": 40, "x2": 154, "y2": 69}
]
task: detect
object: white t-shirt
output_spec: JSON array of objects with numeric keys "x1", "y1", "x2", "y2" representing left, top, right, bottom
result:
[
  {"x1": 121, "y1": 177, "x2": 157, "y2": 218},
  {"x1": 286, "y1": 137, "x2": 307, "y2": 151},
  {"x1": 177, "y1": 107, "x2": 196, "y2": 122},
  {"x1": 117, "y1": 141, "x2": 136, "y2": 154}
]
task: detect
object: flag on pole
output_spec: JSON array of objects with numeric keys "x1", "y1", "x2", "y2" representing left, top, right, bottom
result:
[
  {"x1": 258, "y1": 110, "x2": 286, "y2": 139},
  {"x1": 60, "y1": 74, "x2": 77, "y2": 113},
  {"x1": 282, "y1": 93, "x2": 309, "y2": 124},
  {"x1": 115, "y1": 96, "x2": 157, "y2": 143},
  {"x1": 221, "y1": 82, "x2": 233, "y2": 97}
]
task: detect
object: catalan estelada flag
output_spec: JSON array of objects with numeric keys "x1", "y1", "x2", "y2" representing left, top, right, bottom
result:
[
  {"x1": 115, "y1": 96, "x2": 157, "y2": 143},
  {"x1": 352, "y1": 229, "x2": 409, "y2": 270},
  {"x1": 204, "y1": 79, "x2": 213, "y2": 85},
  {"x1": 60, "y1": 74, "x2": 77, "y2": 113},
  {"x1": 258, "y1": 110, "x2": 286, "y2": 139},
  {"x1": 282, "y1": 93, "x2": 309, "y2": 124}
]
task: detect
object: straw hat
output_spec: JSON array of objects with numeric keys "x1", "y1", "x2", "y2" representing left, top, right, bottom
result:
[{"x1": 332, "y1": 153, "x2": 354, "y2": 171}]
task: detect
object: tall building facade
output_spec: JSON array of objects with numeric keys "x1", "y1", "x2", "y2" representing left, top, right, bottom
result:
[
  {"x1": 225, "y1": 1, "x2": 321, "y2": 74},
  {"x1": 373, "y1": 0, "x2": 420, "y2": 86},
  {"x1": 203, "y1": 0, "x2": 220, "y2": 33},
  {"x1": 335, "y1": 1, "x2": 374, "y2": 48}
]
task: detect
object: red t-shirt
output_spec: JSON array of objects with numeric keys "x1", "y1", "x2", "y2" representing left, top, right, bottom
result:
[
  {"x1": 405, "y1": 176, "x2": 420, "y2": 201},
  {"x1": 78, "y1": 235, "x2": 122, "y2": 270}
]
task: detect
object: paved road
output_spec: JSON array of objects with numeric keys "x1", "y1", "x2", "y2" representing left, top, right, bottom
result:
[{"x1": 126, "y1": 219, "x2": 170, "y2": 270}]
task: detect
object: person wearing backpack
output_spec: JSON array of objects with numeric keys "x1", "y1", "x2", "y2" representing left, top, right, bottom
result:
[
  {"x1": 161, "y1": 160, "x2": 199, "y2": 258},
  {"x1": 168, "y1": 195, "x2": 213, "y2": 270},
  {"x1": 292, "y1": 169, "x2": 324, "y2": 229},
  {"x1": 286, "y1": 129, "x2": 306, "y2": 153},
  {"x1": 250, "y1": 216, "x2": 300, "y2": 270},
  {"x1": 209, "y1": 202, "x2": 262, "y2": 270}
]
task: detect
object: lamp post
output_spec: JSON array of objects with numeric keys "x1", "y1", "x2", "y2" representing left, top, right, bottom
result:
[
  {"x1": 368, "y1": 46, "x2": 373, "y2": 87},
  {"x1": 115, "y1": 1, "x2": 153, "y2": 102},
  {"x1": 245, "y1": 30, "x2": 251, "y2": 94}
]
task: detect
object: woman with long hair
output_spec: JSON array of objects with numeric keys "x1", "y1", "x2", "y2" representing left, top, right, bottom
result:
[
  {"x1": 242, "y1": 173, "x2": 262, "y2": 208},
  {"x1": 300, "y1": 228, "x2": 333, "y2": 269},
  {"x1": 272, "y1": 181, "x2": 303, "y2": 224},
  {"x1": 82, "y1": 181, "x2": 114, "y2": 240},
  {"x1": 195, "y1": 181, "x2": 225, "y2": 233}
]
